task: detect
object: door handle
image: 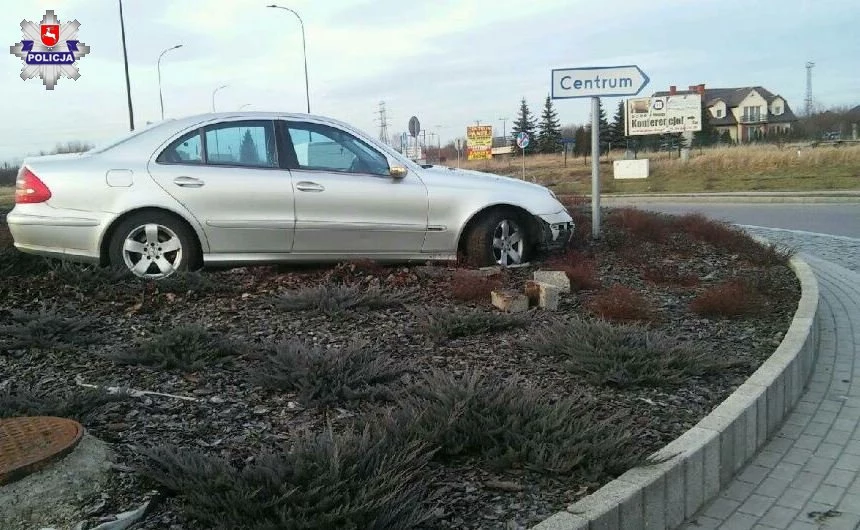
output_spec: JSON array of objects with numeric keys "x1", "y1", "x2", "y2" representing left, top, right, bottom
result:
[
  {"x1": 296, "y1": 181, "x2": 325, "y2": 192},
  {"x1": 173, "y1": 176, "x2": 204, "y2": 188}
]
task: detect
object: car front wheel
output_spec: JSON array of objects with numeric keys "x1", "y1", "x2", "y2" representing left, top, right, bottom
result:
[
  {"x1": 108, "y1": 212, "x2": 199, "y2": 279},
  {"x1": 464, "y1": 210, "x2": 530, "y2": 267}
]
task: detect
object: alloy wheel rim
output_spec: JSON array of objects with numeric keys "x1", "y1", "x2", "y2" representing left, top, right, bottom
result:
[
  {"x1": 121, "y1": 223, "x2": 183, "y2": 279},
  {"x1": 492, "y1": 219, "x2": 524, "y2": 266}
]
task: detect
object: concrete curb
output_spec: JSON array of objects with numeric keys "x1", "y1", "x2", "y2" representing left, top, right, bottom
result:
[
  {"x1": 531, "y1": 255, "x2": 820, "y2": 530},
  {"x1": 594, "y1": 193, "x2": 860, "y2": 204}
]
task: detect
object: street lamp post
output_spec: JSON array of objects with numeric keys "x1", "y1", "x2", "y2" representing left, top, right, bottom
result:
[
  {"x1": 212, "y1": 84, "x2": 229, "y2": 112},
  {"x1": 499, "y1": 117, "x2": 508, "y2": 142},
  {"x1": 158, "y1": 44, "x2": 183, "y2": 120},
  {"x1": 267, "y1": 4, "x2": 310, "y2": 114},
  {"x1": 118, "y1": 0, "x2": 134, "y2": 131}
]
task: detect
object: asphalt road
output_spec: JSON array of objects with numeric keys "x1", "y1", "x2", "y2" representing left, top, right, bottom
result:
[{"x1": 628, "y1": 202, "x2": 860, "y2": 239}]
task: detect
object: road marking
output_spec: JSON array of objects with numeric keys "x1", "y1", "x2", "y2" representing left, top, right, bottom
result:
[{"x1": 738, "y1": 224, "x2": 860, "y2": 243}]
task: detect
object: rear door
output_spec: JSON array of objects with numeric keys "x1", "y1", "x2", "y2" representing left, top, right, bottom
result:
[
  {"x1": 147, "y1": 119, "x2": 296, "y2": 254},
  {"x1": 279, "y1": 120, "x2": 428, "y2": 254}
]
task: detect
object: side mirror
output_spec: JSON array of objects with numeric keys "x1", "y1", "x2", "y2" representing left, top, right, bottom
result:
[{"x1": 389, "y1": 166, "x2": 407, "y2": 179}]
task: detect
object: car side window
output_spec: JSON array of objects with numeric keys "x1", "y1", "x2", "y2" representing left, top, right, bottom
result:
[
  {"x1": 157, "y1": 130, "x2": 203, "y2": 164},
  {"x1": 204, "y1": 120, "x2": 277, "y2": 168},
  {"x1": 284, "y1": 122, "x2": 390, "y2": 176}
]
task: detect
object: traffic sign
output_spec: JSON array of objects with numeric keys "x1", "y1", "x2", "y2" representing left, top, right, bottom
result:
[
  {"x1": 551, "y1": 65, "x2": 649, "y2": 99},
  {"x1": 516, "y1": 132, "x2": 529, "y2": 149},
  {"x1": 408, "y1": 116, "x2": 421, "y2": 137}
]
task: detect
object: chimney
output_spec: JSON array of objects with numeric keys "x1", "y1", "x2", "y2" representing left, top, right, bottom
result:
[
  {"x1": 698, "y1": 84, "x2": 706, "y2": 95},
  {"x1": 688, "y1": 85, "x2": 697, "y2": 92},
  {"x1": 669, "y1": 85, "x2": 677, "y2": 95}
]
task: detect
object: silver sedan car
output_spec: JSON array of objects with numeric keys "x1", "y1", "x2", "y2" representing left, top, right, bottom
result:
[{"x1": 9, "y1": 112, "x2": 573, "y2": 278}]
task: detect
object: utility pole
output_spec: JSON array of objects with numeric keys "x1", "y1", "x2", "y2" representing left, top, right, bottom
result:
[
  {"x1": 805, "y1": 61, "x2": 815, "y2": 117},
  {"x1": 118, "y1": 0, "x2": 134, "y2": 131},
  {"x1": 498, "y1": 117, "x2": 507, "y2": 142},
  {"x1": 376, "y1": 101, "x2": 390, "y2": 145}
]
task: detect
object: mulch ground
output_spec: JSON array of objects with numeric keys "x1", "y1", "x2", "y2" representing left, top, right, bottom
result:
[{"x1": 0, "y1": 205, "x2": 800, "y2": 530}]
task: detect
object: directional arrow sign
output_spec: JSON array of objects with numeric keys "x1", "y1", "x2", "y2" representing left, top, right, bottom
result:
[{"x1": 551, "y1": 65, "x2": 649, "y2": 99}]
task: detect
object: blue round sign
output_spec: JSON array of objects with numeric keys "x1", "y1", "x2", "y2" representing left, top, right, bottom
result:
[{"x1": 516, "y1": 132, "x2": 530, "y2": 149}]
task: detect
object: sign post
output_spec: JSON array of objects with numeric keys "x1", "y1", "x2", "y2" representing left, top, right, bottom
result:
[
  {"x1": 516, "y1": 132, "x2": 529, "y2": 180},
  {"x1": 551, "y1": 64, "x2": 649, "y2": 239},
  {"x1": 455, "y1": 138, "x2": 461, "y2": 168}
]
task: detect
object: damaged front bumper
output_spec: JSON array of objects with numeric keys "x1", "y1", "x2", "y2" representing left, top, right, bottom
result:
[{"x1": 535, "y1": 211, "x2": 574, "y2": 252}]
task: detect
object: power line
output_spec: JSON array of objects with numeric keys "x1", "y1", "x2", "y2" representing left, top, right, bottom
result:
[{"x1": 805, "y1": 61, "x2": 815, "y2": 116}]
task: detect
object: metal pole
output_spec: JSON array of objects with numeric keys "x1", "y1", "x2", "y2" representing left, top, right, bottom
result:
[
  {"x1": 591, "y1": 96, "x2": 601, "y2": 239},
  {"x1": 118, "y1": 0, "x2": 134, "y2": 131},
  {"x1": 521, "y1": 145, "x2": 525, "y2": 180},
  {"x1": 157, "y1": 44, "x2": 182, "y2": 121},
  {"x1": 267, "y1": 5, "x2": 310, "y2": 114}
]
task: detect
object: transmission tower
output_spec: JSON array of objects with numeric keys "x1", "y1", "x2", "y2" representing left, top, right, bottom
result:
[
  {"x1": 375, "y1": 101, "x2": 390, "y2": 145},
  {"x1": 805, "y1": 62, "x2": 815, "y2": 116}
]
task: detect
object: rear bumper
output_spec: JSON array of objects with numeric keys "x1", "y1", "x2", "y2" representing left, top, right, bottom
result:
[
  {"x1": 7, "y1": 207, "x2": 105, "y2": 263},
  {"x1": 535, "y1": 210, "x2": 574, "y2": 251}
]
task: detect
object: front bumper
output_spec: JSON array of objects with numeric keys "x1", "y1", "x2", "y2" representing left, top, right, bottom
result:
[{"x1": 535, "y1": 211, "x2": 574, "y2": 252}]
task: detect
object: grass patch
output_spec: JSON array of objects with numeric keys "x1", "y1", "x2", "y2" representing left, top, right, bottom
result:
[
  {"x1": 412, "y1": 306, "x2": 530, "y2": 342},
  {"x1": 151, "y1": 270, "x2": 228, "y2": 295},
  {"x1": 0, "y1": 248, "x2": 53, "y2": 276},
  {"x1": 674, "y1": 213, "x2": 795, "y2": 266},
  {"x1": 0, "y1": 186, "x2": 13, "y2": 210},
  {"x1": 526, "y1": 317, "x2": 739, "y2": 388},
  {"x1": 137, "y1": 427, "x2": 434, "y2": 530},
  {"x1": 545, "y1": 250, "x2": 601, "y2": 291},
  {"x1": 386, "y1": 369, "x2": 645, "y2": 477},
  {"x1": 467, "y1": 145, "x2": 860, "y2": 194},
  {"x1": 109, "y1": 324, "x2": 243, "y2": 371},
  {"x1": 0, "y1": 306, "x2": 98, "y2": 351},
  {"x1": 689, "y1": 279, "x2": 767, "y2": 317},
  {"x1": 249, "y1": 339, "x2": 408, "y2": 407},
  {"x1": 586, "y1": 285, "x2": 656, "y2": 323},
  {"x1": 641, "y1": 263, "x2": 700, "y2": 287},
  {"x1": 277, "y1": 284, "x2": 418, "y2": 318},
  {"x1": 0, "y1": 384, "x2": 127, "y2": 421}
]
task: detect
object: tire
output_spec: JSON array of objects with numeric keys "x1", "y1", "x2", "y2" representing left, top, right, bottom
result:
[
  {"x1": 463, "y1": 209, "x2": 531, "y2": 267},
  {"x1": 108, "y1": 211, "x2": 200, "y2": 279}
]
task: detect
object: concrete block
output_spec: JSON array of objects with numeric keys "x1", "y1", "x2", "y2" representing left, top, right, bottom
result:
[
  {"x1": 734, "y1": 408, "x2": 749, "y2": 472},
  {"x1": 745, "y1": 401, "x2": 759, "y2": 459},
  {"x1": 525, "y1": 280, "x2": 560, "y2": 310},
  {"x1": 685, "y1": 449, "x2": 704, "y2": 519},
  {"x1": 666, "y1": 464, "x2": 685, "y2": 527},
  {"x1": 533, "y1": 270, "x2": 571, "y2": 293},
  {"x1": 704, "y1": 433, "x2": 721, "y2": 501},
  {"x1": 642, "y1": 474, "x2": 666, "y2": 530},
  {"x1": 490, "y1": 289, "x2": 528, "y2": 313},
  {"x1": 531, "y1": 511, "x2": 588, "y2": 530}
]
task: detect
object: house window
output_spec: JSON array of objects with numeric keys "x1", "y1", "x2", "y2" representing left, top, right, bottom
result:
[
  {"x1": 774, "y1": 106, "x2": 782, "y2": 114},
  {"x1": 716, "y1": 109, "x2": 723, "y2": 118},
  {"x1": 743, "y1": 106, "x2": 761, "y2": 122}
]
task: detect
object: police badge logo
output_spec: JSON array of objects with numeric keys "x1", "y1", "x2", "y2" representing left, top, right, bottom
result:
[{"x1": 9, "y1": 10, "x2": 90, "y2": 90}]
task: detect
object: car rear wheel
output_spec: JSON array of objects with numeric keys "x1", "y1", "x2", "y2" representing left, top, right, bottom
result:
[
  {"x1": 463, "y1": 210, "x2": 530, "y2": 267},
  {"x1": 108, "y1": 212, "x2": 199, "y2": 279}
]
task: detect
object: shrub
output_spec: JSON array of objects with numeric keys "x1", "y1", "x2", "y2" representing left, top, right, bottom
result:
[
  {"x1": 277, "y1": 284, "x2": 418, "y2": 318},
  {"x1": 109, "y1": 324, "x2": 242, "y2": 371},
  {"x1": 526, "y1": 317, "x2": 739, "y2": 388},
  {"x1": 674, "y1": 213, "x2": 795, "y2": 266},
  {"x1": 387, "y1": 370, "x2": 646, "y2": 477},
  {"x1": 689, "y1": 279, "x2": 767, "y2": 317},
  {"x1": 326, "y1": 259, "x2": 389, "y2": 284},
  {"x1": 45, "y1": 260, "x2": 132, "y2": 291},
  {"x1": 0, "y1": 306, "x2": 98, "y2": 350},
  {"x1": 137, "y1": 427, "x2": 434, "y2": 530},
  {"x1": 607, "y1": 208, "x2": 674, "y2": 244},
  {"x1": 449, "y1": 271, "x2": 504, "y2": 302},
  {"x1": 0, "y1": 384, "x2": 127, "y2": 421},
  {"x1": 0, "y1": 248, "x2": 52, "y2": 276},
  {"x1": 413, "y1": 306, "x2": 530, "y2": 342},
  {"x1": 586, "y1": 285, "x2": 655, "y2": 322},
  {"x1": 249, "y1": 339, "x2": 408, "y2": 407},
  {"x1": 546, "y1": 250, "x2": 601, "y2": 291}
]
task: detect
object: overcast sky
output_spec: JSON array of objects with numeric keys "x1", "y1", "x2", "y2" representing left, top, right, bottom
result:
[{"x1": 1, "y1": 0, "x2": 858, "y2": 163}]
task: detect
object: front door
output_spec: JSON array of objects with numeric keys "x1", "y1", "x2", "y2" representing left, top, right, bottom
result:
[
  {"x1": 147, "y1": 119, "x2": 295, "y2": 254},
  {"x1": 280, "y1": 120, "x2": 428, "y2": 255}
]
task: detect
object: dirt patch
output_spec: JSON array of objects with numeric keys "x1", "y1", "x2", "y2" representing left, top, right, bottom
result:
[{"x1": 0, "y1": 207, "x2": 800, "y2": 529}]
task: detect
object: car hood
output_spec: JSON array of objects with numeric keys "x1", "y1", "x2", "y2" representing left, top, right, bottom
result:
[{"x1": 418, "y1": 165, "x2": 551, "y2": 193}]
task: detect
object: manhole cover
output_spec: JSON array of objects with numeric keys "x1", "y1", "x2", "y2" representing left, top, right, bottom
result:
[{"x1": 0, "y1": 416, "x2": 84, "y2": 486}]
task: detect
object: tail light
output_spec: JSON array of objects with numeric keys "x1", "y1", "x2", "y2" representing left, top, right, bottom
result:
[{"x1": 15, "y1": 167, "x2": 52, "y2": 204}]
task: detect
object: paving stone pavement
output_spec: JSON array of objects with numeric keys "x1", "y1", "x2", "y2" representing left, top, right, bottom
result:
[{"x1": 682, "y1": 240, "x2": 860, "y2": 530}]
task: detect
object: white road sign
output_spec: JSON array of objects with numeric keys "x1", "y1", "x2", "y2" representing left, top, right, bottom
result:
[
  {"x1": 551, "y1": 65, "x2": 649, "y2": 99},
  {"x1": 625, "y1": 93, "x2": 702, "y2": 136}
]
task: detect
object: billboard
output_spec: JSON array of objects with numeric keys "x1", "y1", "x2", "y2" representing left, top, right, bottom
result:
[
  {"x1": 625, "y1": 93, "x2": 702, "y2": 136},
  {"x1": 466, "y1": 125, "x2": 493, "y2": 160}
]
